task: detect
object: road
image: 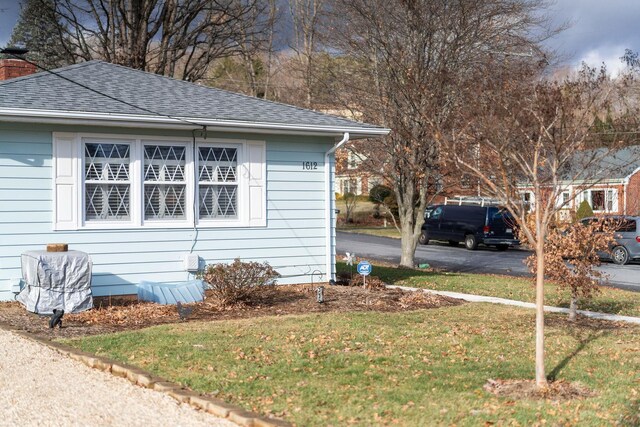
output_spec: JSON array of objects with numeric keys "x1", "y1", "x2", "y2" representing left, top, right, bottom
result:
[{"x1": 337, "y1": 231, "x2": 640, "y2": 292}]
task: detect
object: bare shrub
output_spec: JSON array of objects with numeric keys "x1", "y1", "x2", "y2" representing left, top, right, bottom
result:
[{"x1": 199, "y1": 258, "x2": 280, "y2": 306}]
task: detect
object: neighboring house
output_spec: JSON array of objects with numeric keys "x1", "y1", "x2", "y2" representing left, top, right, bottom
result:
[
  {"x1": 516, "y1": 146, "x2": 640, "y2": 220},
  {"x1": 442, "y1": 147, "x2": 640, "y2": 221},
  {"x1": 334, "y1": 149, "x2": 383, "y2": 195},
  {"x1": 321, "y1": 108, "x2": 385, "y2": 196},
  {"x1": 0, "y1": 59, "x2": 388, "y2": 301}
]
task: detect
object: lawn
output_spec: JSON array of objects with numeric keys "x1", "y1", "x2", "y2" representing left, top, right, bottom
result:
[
  {"x1": 338, "y1": 226, "x2": 401, "y2": 239},
  {"x1": 336, "y1": 261, "x2": 640, "y2": 318},
  {"x1": 65, "y1": 304, "x2": 640, "y2": 426}
]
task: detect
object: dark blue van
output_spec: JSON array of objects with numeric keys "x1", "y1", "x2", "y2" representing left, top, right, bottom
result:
[{"x1": 420, "y1": 205, "x2": 520, "y2": 250}]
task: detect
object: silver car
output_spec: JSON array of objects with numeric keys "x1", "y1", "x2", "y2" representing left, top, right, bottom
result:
[{"x1": 582, "y1": 216, "x2": 640, "y2": 265}]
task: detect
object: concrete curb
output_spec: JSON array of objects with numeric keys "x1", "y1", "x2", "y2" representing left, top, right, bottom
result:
[
  {"x1": 388, "y1": 285, "x2": 640, "y2": 325},
  {"x1": 0, "y1": 322, "x2": 290, "y2": 427}
]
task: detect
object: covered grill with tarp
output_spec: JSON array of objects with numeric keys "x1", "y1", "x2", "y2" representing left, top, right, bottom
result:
[{"x1": 17, "y1": 250, "x2": 93, "y2": 314}]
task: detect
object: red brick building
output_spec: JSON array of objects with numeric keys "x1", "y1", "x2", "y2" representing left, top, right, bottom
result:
[
  {"x1": 515, "y1": 147, "x2": 640, "y2": 219},
  {"x1": 430, "y1": 147, "x2": 640, "y2": 220}
]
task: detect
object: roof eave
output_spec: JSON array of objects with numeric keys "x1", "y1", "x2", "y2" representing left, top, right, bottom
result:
[{"x1": 0, "y1": 108, "x2": 390, "y2": 138}]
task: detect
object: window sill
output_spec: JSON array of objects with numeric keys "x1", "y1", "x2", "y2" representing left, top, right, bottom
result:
[{"x1": 60, "y1": 219, "x2": 260, "y2": 231}]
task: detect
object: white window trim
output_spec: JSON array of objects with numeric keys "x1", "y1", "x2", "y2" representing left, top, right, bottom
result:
[
  {"x1": 555, "y1": 189, "x2": 572, "y2": 209},
  {"x1": 520, "y1": 190, "x2": 535, "y2": 210},
  {"x1": 52, "y1": 132, "x2": 265, "y2": 230},
  {"x1": 196, "y1": 141, "x2": 245, "y2": 227},
  {"x1": 140, "y1": 139, "x2": 194, "y2": 228},
  {"x1": 578, "y1": 187, "x2": 619, "y2": 213},
  {"x1": 80, "y1": 136, "x2": 137, "y2": 229}
]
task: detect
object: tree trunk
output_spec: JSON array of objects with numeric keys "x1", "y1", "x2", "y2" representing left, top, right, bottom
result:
[
  {"x1": 569, "y1": 292, "x2": 578, "y2": 322},
  {"x1": 535, "y1": 236, "x2": 548, "y2": 388},
  {"x1": 399, "y1": 213, "x2": 418, "y2": 267}
]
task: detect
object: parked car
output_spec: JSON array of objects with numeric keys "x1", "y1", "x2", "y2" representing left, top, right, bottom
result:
[
  {"x1": 420, "y1": 204, "x2": 520, "y2": 250},
  {"x1": 580, "y1": 216, "x2": 640, "y2": 265}
]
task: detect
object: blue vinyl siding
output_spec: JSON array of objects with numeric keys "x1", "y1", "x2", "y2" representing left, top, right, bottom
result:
[{"x1": 0, "y1": 123, "x2": 336, "y2": 300}]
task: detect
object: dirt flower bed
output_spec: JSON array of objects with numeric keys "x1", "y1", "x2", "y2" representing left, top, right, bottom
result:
[
  {"x1": 483, "y1": 378, "x2": 596, "y2": 401},
  {"x1": 0, "y1": 283, "x2": 461, "y2": 339}
]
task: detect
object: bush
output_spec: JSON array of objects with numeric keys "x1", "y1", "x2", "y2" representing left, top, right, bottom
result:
[
  {"x1": 199, "y1": 258, "x2": 280, "y2": 306},
  {"x1": 369, "y1": 185, "x2": 393, "y2": 203},
  {"x1": 576, "y1": 200, "x2": 594, "y2": 220},
  {"x1": 343, "y1": 192, "x2": 358, "y2": 223}
]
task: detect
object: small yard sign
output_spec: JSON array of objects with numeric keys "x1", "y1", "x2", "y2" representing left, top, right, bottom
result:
[
  {"x1": 357, "y1": 260, "x2": 372, "y2": 276},
  {"x1": 357, "y1": 260, "x2": 372, "y2": 288}
]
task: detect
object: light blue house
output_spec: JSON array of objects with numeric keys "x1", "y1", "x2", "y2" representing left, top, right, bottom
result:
[{"x1": 0, "y1": 60, "x2": 388, "y2": 301}]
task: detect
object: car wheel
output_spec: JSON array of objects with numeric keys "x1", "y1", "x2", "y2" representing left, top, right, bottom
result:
[
  {"x1": 464, "y1": 234, "x2": 478, "y2": 250},
  {"x1": 448, "y1": 240, "x2": 459, "y2": 247},
  {"x1": 496, "y1": 244, "x2": 509, "y2": 251},
  {"x1": 418, "y1": 231, "x2": 429, "y2": 245},
  {"x1": 611, "y1": 246, "x2": 630, "y2": 265}
]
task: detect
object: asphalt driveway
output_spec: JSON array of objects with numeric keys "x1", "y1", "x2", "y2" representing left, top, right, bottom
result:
[{"x1": 337, "y1": 231, "x2": 640, "y2": 292}]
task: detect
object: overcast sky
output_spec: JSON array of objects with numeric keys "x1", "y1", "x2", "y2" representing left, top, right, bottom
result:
[{"x1": 1, "y1": 0, "x2": 639, "y2": 75}]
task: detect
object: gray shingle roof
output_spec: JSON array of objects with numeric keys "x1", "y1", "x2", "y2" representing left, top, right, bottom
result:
[
  {"x1": 562, "y1": 145, "x2": 640, "y2": 181},
  {"x1": 0, "y1": 60, "x2": 385, "y2": 133}
]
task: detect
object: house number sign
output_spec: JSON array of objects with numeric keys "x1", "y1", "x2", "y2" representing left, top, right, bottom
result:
[{"x1": 302, "y1": 161, "x2": 318, "y2": 170}]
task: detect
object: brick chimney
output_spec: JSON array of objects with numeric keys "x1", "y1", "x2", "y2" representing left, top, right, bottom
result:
[{"x1": 0, "y1": 58, "x2": 37, "y2": 80}]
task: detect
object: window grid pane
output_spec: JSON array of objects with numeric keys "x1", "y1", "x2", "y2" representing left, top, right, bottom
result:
[
  {"x1": 199, "y1": 185, "x2": 237, "y2": 219},
  {"x1": 85, "y1": 183, "x2": 130, "y2": 221},
  {"x1": 84, "y1": 143, "x2": 131, "y2": 221},
  {"x1": 198, "y1": 146, "x2": 238, "y2": 219},
  {"x1": 144, "y1": 144, "x2": 187, "y2": 220}
]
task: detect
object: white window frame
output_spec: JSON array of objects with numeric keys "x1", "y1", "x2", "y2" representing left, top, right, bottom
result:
[
  {"x1": 140, "y1": 139, "x2": 194, "y2": 228},
  {"x1": 578, "y1": 187, "x2": 619, "y2": 213},
  {"x1": 80, "y1": 136, "x2": 137, "y2": 229},
  {"x1": 555, "y1": 189, "x2": 572, "y2": 209},
  {"x1": 520, "y1": 190, "x2": 535, "y2": 210},
  {"x1": 196, "y1": 141, "x2": 245, "y2": 227},
  {"x1": 53, "y1": 132, "x2": 265, "y2": 230}
]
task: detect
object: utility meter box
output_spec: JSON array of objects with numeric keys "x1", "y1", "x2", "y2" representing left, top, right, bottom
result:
[{"x1": 184, "y1": 253, "x2": 200, "y2": 272}]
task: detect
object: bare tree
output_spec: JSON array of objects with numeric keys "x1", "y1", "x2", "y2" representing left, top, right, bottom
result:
[
  {"x1": 221, "y1": 0, "x2": 281, "y2": 97},
  {"x1": 288, "y1": 0, "x2": 327, "y2": 108},
  {"x1": 452, "y1": 63, "x2": 637, "y2": 388},
  {"x1": 39, "y1": 0, "x2": 262, "y2": 81},
  {"x1": 323, "y1": 0, "x2": 554, "y2": 268}
]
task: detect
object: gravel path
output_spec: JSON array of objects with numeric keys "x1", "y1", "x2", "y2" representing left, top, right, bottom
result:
[{"x1": 0, "y1": 329, "x2": 236, "y2": 427}]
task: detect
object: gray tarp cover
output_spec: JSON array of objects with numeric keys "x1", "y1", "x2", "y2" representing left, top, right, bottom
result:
[{"x1": 17, "y1": 250, "x2": 93, "y2": 314}]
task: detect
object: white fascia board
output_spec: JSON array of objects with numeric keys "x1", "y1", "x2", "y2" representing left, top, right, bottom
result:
[
  {"x1": 0, "y1": 108, "x2": 390, "y2": 138},
  {"x1": 516, "y1": 178, "x2": 625, "y2": 188}
]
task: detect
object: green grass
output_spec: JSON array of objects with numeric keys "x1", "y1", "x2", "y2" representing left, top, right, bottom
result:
[
  {"x1": 336, "y1": 200, "x2": 401, "y2": 238},
  {"x1": 336, "y1": 261, "x2": 640, "y2": 317},
  {"x1": 64, "y1": 305, "x2": 640, "y2": 426},
  {"x1": 338, "y1": 226, "x2": 401, "y2": 239}
]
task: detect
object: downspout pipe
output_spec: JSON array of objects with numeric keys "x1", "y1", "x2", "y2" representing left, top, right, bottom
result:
[{"x1": 324, "y1": 132, "x2": 349, "y2": 282}]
